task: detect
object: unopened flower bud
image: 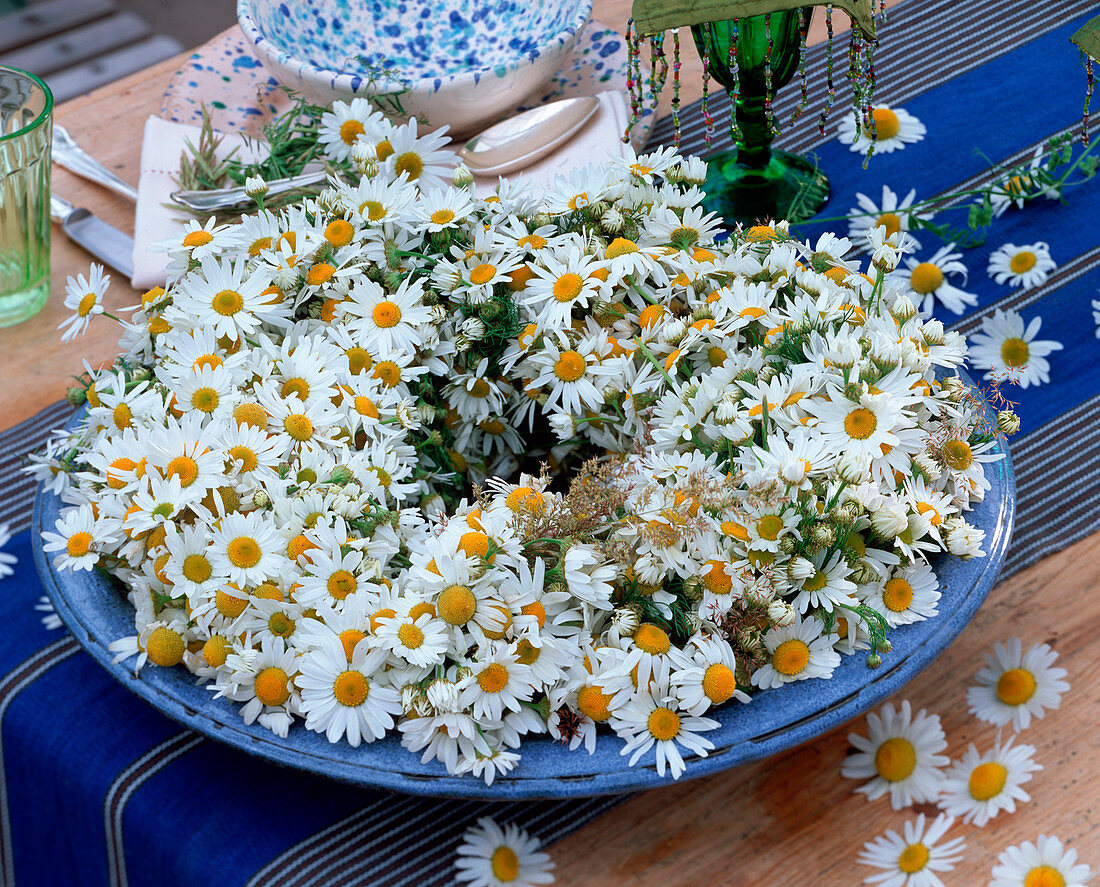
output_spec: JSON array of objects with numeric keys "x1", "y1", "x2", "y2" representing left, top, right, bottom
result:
[
  {"x1": 838, "y1": 451, "x2": 870, "y2": 485},
  {"x1": 997, "y1": 410, "x2": 1020, "y2": 435},
  {"x1": 600, "y1": 207, "x2": 625, "y2": 233},
  {"x1": 452, "y1": 164, "x2": 474, "y2": 189},
  {"x1": 252, "y1": 490, "x2": 271, "y2": 509},
  {"x1": 866, "y1": 653, "x2": 882, "y2": 668},
  {"x1": 922, "y1": 319, "x2": 946, "y2": 346},
  {"x1": 767, "y1": 599, "x2": 796, "y2": 627},
  {"x1": 871, "y1": 502, "x2": 909, "y2": 539},
  {"x1": 612, "y1": 607, "x2": 640, "y2": 637},
  {"x1": 244, "y1": 175, "x2": 268, "y2": 200},
  {"x1": 891, "y1": 294, "x2": 917, "y2": 321},
  {"x1": 787, "y1": 556, "x2": 816, "y2": 581}
]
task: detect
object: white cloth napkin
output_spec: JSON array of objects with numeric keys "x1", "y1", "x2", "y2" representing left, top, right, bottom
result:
[
  {"x1": 132, "y1": 91, "x2": 632, "y2": 288},
  {"x1": 471, "y1": 91, "x2": 633, "y2": 199},
  {"x1": 131, "y1": 116, "x2": 267, "y2": 290}
]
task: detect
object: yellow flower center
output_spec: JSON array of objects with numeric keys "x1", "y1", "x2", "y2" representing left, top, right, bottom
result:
[
  {"x1": 702, "y1": 663, "x2": 738, "y2": 704},
  {"x1": 203, "y1": 636, "x2": 230, "y2": 668},
  {"x1": 996, "y1": 667, "x2": 1038, "y2": 706},
  {"x1": 66, "y1": 531, "x2": 93, "y2": 557},
  {"x1": 112, "y1": 402, "x2": 133, "y2": 430},
  {"x1": 803, "y1": 570, "x2": 828, "y2": 592},
  {"x1": 897, "y1": 843, "x2": 930, "y2": 874},
  {"x1": 191, "y1": 387, "x2": 219, "y2": 413},
  {"x1": 552, "y1": 272, "x2": 584, "y2": 303},
  {"x1": 346, "y1": 347, "x2": 372, "y2": 375},
  {"x1": 165, "y1": 455, "x2": 199, "y2": 487},
  {"x1": 397, "y1": 623, "x2": 425, "y2": 649},
  {"x1": 756, "y1": 514, "x2": 785, "y2": 541},
  {"x1": 477, "y1": 662, "x2": 509, "y2": 693},
  {"x1": 234, "y1": 402, "x2": 267, "y2": 429},
  {"x1": 373, "y1": 360, "x2": 401, "y2": 387},
  {"x1": 490, "y1": 846, "x2": 520, "y2": 882},
  {"x1": 372, "y1": 300, "x2": 402, "y2": 328},
  {"x1": 772, "y1": 639, "x2": 810, "y2": 675},
  {"x1": 215, "y1": 589, "x2": 248, "y2": 618},
  {"x1": 360, "y1": 200, "x2": 387, "y2": 221},
  {"x1": 969, "y1": 761, "x2": 1008, "y2": 800},
  {"x1": 910, "y1": 262, "x2": 944, "y2": 295},
  {"x1": 942, "y1": 440, "x2": 973, "y2": 471},
  {"x1": 333, "y1": 670, "x2": 370, "y2": 706},
  {"x1": 874, "y1": 737, "x2": 917, "y2": 782},
  {"x1": 876, "y1": 212, "x2": 902, "y2": 237},
  {"x1": 394, "y1": 151, "x2": 423, "y2": 180},
  {"x1": 339, "y1": 118, "x2": 365, "y2": 145},
  {"x1": 647, "y1": 706, "x2": 681, "y2": 741},
  {"x1": 76, "y1": 292, "x2": 97, "y2": 317},
  {"x1": 183, "y1": 230, "x2": 214, "y2": 248},
  {"x1": 577, "y1": 685, "x2": 613, "y2": 722},
  {"x1": 306, "y1": 263, "x2": 335, "y2": 286},
  {"x1": 707, "y1": 345, "x2": 727, "y2": 367},
  {"x1": 722, "y1": 519, "x2": 750, "y2": 542},
  {"x1": 182, "y1": 554, "x2": 211, "y2": 584},
  {"x1": 248, "y1": 236, "x2": 272, "y2": 257},
  {"x1": 701, "y1": 560, "x2": 733, "y2": 595},
  {"x1": 1024, "y1": 866, "x2": 1066, "y2": 887},
  {"x1": 211, "y1": 289, "x2": 244, "y2": 316},
  {"x1": 866, "y1": 107, "x2": 901, "y2": 140},
  {"x1": 844, "y1": 407, "x2": 878, "y2": 440},
  {"x1": 517, "y1": 234, "x2": 547, "y2": 250},
  {"x1": 327, "y1": 569, "x2": 357, "y2": 599},
  {"x1": 515, "y1": 638, "x2": 539, "y2": 665},
  {"x1": 458, "y1": 531, "x2": 490, "y2": 559},
  {"x1": 146, "y1": 626, "x2": 185, "y2": 667},
  {"x1": 254, "y1": 666, "x2": 290, "y2": 706},
  {"x1": 606, "y1": 237, "x2": 639, "y2": 259},
  {"x1": 469, "y1": 262, "x2": 496, "y2": 285},
  {"x1": 353, "y1": 395, "x2": 378, "y2": 419},
  {"x1": 375, "y1": 138, "x2": 394, "y2": 161},
  {"x1": 438, "y1": 585, "x2": 476, "y2": 625},
  {"x1": 324, "y1": 219, "x2": 354, "y2": 247},
  {"x1": 267, "y1": 611, "x2": 295, "y2": 638},
  {"x1": 634, "y1": 623, "x2": 670, "y2": 655},
  {"x1": 1010, "y1": 250, "x2": 1037, "y2": 273},
  {"x1": 1001, "y1": 337, "x2": 1029, "y2": 367},
  {"x1": 226, "y1": 536, "x2": 261, "y2": 569},
  {"x1": 882, "y1": 577, "x2": 914, "y2": 612},
  {"x1": 745, "y1": 225, "x2": 778, "y2": 243},
  {"x1": 283, "y1": 413, "x2": 314, "y2": 441},
  {"x1": 553, "y1": 350, "x2": 586, "y2": 382},
  {"x1": 338, "y1": 629, "x2": 367, "y2": 661},
  {"x1": 505, "y1": 486, "x2": 542, "y2": 513}
]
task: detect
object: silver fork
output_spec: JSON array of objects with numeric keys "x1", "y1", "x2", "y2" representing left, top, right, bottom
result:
[
  {"x1": 170, "y1": 167, "x2": 329, "y2": 214},
  {"x1": 52, "y1": 125, "x2": 138, "y2": 202}
]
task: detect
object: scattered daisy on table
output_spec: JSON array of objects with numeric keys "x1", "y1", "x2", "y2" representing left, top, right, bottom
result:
[
  {"x1": 837, "y1": 104, "x2": 927, "y2": 154},
  {"x1": 989, "y1": 835, "x2": 1095, "y2": 887},
  {"x1": 892, "y1": 244, "x2": 978, "y2": 316},
  {"x1": 1092, "y1": 297, "x2": 1100, "y2": 337},
  {"x1": 841, "y1": 700, "x2": 950, "y2": 809},
  {"x1": 967, "y1": 308, "x2": 1063, "y2": 389},
  {"x1": 988, "y1": 147, "x2": 1060, "y2": 217},
  {"x1": 937, "y1": 732, "x2": 1041, "y2": 827},
  {"x1": 987, "y1": 242, "x2": 1057, "y2": 289},
  {"x1": 58, "y1": 263, "x2": 111, "y2": 342},
  {"x1": 0, "y1": 522, "x2": 16, "y2": 580},
  {"x1": 856, "y1": 813, "x2": 965, "y2": 887},
  {"x1": 967, "y1": 638, "x2": 1070, "y2": 732},
  {"x1": 455, "y1": 817, "x2": 555, "y2": 887},
  {"x1": 847, "y1": 185, "x2": 931, "y2": 253}
]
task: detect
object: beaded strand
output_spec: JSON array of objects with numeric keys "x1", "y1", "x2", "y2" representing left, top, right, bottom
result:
[
  {"x1": 763, "y1": 13, "x2": 777, "y2": 136},
  {"x1": 818, "y1": 5, "x2": 835, "y2": 136}
]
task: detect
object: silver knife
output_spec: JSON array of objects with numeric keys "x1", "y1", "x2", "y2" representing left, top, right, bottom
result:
[{"x1": 51, "y1": 194, "x2": 135, "y2": 279}]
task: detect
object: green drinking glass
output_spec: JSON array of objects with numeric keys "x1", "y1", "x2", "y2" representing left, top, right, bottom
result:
[
  {"x1": 691, "y1": 11, "x2": 829, "y2": 225},
  {"x1": 0, "y1": 65, "x2": 52, "y2": 327}
]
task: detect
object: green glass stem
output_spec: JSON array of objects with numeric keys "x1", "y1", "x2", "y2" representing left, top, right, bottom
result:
[{"x1": 691, "y1": 11, "x2": 829, "y2": 225}]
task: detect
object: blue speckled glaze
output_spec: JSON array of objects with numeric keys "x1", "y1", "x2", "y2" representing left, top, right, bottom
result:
[
  {"x1": 237, "y1": 0, "x2": 591, "y2": 93},
  {"x1": 34, "y1": 375, "x2": 1014, "y2": 800}
]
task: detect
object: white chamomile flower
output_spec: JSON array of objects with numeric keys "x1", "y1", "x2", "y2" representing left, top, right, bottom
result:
[
  {"x1": 987, "y1": 242, "x2": 1057, "y2": 289},
  {"x1": 455, "y1": 817, "x2": 555, "y2": 887},
  {"x1": 459, "y1": 643, "x2": 535, "y2": 721},
  {"x1": 1092, "y1": 297, "x2": 1100, "y2": 338},
  {"x1": 841, "y1": 700, "x2": 949, "y2": 809},
  {"x1": 0, "y1": 522, "x2": 17, "y2": 580},
  {"x1": 209, "y1": 511, "x2": 284, "y2": 587},
  {"x1": 856, "y1": 813, "x2": 966, "y2": 887},
  {"x1": 383, "y1": 118, "x2": 458, "y2": 191},
  {"x1": 318, "y1": 98, "x2": 387, "y2": 162},
  {"x1": 341, "y1": 275, "x2": 433, "y2": 353},
  {"x1": 374, "y1": 608, "x2": 449, "y2": 669},
  {"x1": 990, "y1": 835, "x2": 1095, "y2": 887},
  {"x1": 937, "y1": 733, "x2": 1041, "y2": 827},
  {"x1": 847, "y1": 186, "x2": 929, "y2": 253},
  {"x1": 864, "y1": 562, "x2": 940, "y2": 627},
  {"x1": 42, "y1": 503, "x2": 107, "y2": 572},
  {"x1": 611, "y1": 677, "x2": 719, "y2": 779},
  {"x1": 966, "y1": 638, "x2": 1070, "y2": 732},
  {"x1": 838, "y1": 104, "x2": 926, "y2": 154},
  {"x1": 967, "y1": 308, "x2": 1063, "y2": 388},
  {"x1": 58, "y1": 263, "x2": 110, "y2": 341},
  {"x1": 751, "y1": 616, "x2": 840, "y2": 690},
  {"x1": 295, "y1": 631, "x2": 402, "y2": 746},
  {"x1": 895, "y1": 244, "x2": 977, "y2": 316}
]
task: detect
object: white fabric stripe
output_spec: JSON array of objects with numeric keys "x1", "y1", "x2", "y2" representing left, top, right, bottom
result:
[
  {"x1": 0, "y1": 637, "x2": 80, "y2": 887},
  {"x1": 105, "y1": 732, "x2": 204, "y2": 887}
]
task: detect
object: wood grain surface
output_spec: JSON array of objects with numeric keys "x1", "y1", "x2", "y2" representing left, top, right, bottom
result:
[{"x1": 5, "y1": 3, "x2": 1092, "y2": 884}]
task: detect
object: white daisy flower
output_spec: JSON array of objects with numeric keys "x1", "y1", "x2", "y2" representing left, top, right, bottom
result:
[
  {"x1": 42, "y1": 503, "x2": 109, "y2": 572},
  {"x1": 988, "y1": 148, "x2": 1060, "y2": 217},
  {"x1": 382, "y1": 118, "x2": 458, "y2": 191},
  {"x1": 217, "y1": 634, "x2": 301, "y2": 737},
  {"x1": 169, "y1": 255, "x2": 285, "y2": 342},
  {"x1": 937, "y1": 733, "x2": 1041, "y2": 826},
  {"x1": 837, "y1": 104, "x2": 927, "y2": 154},
  {"x1": 803, "y1": 390, "x2": 906, "y2": 462},
  {"x1": 966, "y1": 638, "x2": 1070, "y2": 731},
  {"x1": 317, "y1": 97, "x2": 388, "y2": 162},
  {"x1": 611, "y1": 676, "x2": 719, "y2": 779},
  {"x1": 455, "y1": 817, "x2": 555, "y2": 887},
  {"x1": 987, "y1": 242, "x2": 1057, "y2": 289},
  {"x1": 340, "y1": 275, "x2": 433, "y2": 354},
  {"x1": 295, "y1": 630, "x2": 401, "y2": 746},
  {"x1": 458, "y1": 642, "x2": 535, "y2": 721},
  {"x1": 671, "y1": 633, "x2": 750, "y2": 716},
  {"x1": 847, "y1": 186, "x2": 929, "y2": 253},
  {"x1": 863, "y1": 562, "x2": 941, "y2": 628},
  {"x1": 841, "y1": 700, "x2": 950, "y2": 809},
  {"x1": 374, "y1": 607, "x2": 450, "y2": 669},
  {"x1": 968, "y1": 308, "x2": 1063, "y2": 388},
  {"x1": 208, "y1": 511, "x2": 284, "y2": 587},
  {"x1": 990, "y1": 835, "x2": 1095, "y2": 887},
  {"x1": 1092, "y1": 297, "x2": 1100, "y2": 337},
  {"x1": 894, "y1": 245, "x2": 977, "y2": 316},
  {"x1": 752, "y1": 616, "x2": 841, "y2": 690},
  {"x1": 856, "y1": 813, "x2": 966, "y2": 887},
  {"x1": 58, "y1": 263, "x2": 110, "y2": 342},
  {"x1": 0, "y1": 522, "x2": 17, "y2": 580}
]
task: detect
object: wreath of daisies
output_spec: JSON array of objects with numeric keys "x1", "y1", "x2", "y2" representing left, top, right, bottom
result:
[{"x1": 37, "y1": 101, "x2": 1003, "y2": 784}]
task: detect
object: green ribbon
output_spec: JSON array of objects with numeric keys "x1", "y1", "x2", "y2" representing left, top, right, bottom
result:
[{"x1": 631, "y1": 0, "x2": 877, "y2": 39}]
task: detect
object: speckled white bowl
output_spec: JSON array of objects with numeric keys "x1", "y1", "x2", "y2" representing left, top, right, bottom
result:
[{"x1": 236, "y1": 0, "x2": 593, "y2": 137}]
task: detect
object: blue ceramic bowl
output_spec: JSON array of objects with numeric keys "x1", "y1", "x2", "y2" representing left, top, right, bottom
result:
[
  {"x1": 33, "y1": 391, "x2": 1014, "y2": 800},
  {"x1": 236, "y1": 0, "x2": 593, "y2": 136}
]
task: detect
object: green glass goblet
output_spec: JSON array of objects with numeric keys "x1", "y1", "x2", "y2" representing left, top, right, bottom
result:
[{"x1": 691, "y1": 11, "x2": 829, "y2": 225}]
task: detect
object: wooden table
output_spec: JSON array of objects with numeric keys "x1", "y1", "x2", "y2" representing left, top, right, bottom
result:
[{"x1": 3, "y1": 3, "x2": 1097, "y2": 883}]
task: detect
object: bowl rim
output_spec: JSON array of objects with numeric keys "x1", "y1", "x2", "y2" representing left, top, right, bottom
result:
[{"x1": 235, "y1": 0, "x2": 594, "y2": 97}]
